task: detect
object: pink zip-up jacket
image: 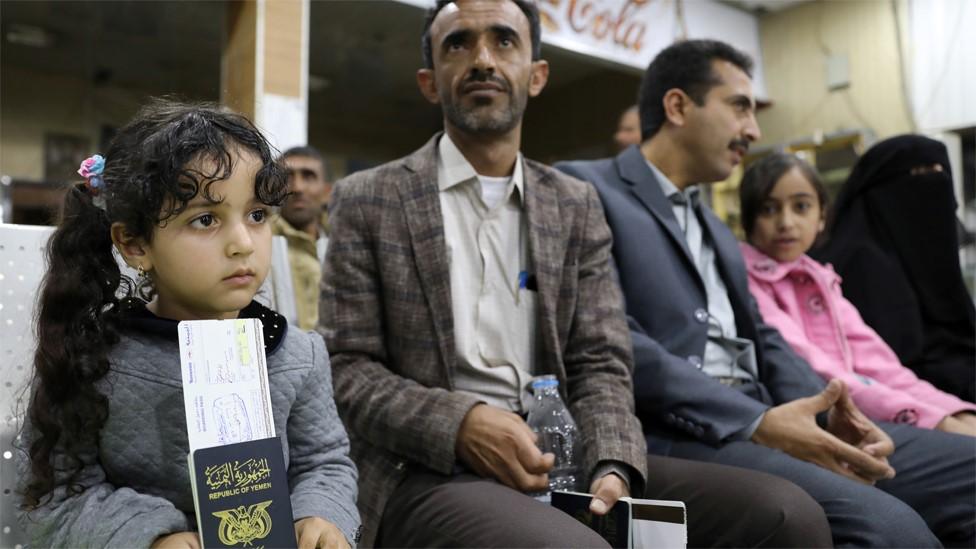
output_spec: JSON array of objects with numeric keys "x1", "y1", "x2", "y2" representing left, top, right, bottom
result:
[{"x1": 741, "y1": 242, "x2": 975, "y2": 428}]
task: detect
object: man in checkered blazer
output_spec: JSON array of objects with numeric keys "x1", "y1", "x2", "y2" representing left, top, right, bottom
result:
[{"x1": 319, "y1": 1, "x2": 831, "y2": 547}]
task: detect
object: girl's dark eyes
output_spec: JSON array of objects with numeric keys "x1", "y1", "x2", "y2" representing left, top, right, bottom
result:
[
  {"x1": 189, "y1": 208, "x2": 267, "y2": 228},
  {"x1": 794, "y1": 201, "x2": 817, "y2": 213},
  {"x1": 191, "y1": 214, "x2": 216, "y2": 228}
]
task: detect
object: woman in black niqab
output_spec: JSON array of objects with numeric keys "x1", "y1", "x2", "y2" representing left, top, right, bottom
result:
[{"x1": 812, "y1": 134, "x2": 975, "y2": 402}]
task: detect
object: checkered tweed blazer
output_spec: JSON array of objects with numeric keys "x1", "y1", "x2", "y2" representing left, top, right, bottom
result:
[{"x1": 319, "y1": 134, "x2": 647, "y2": 547}]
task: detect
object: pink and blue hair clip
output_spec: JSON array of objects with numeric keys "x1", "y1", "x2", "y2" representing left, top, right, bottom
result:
[
  {"x1": 78, "y1": 154, "x2": 105, "y2": 192},
  {"x1": 77, "y1": 154, "x2": 107, "y2": 208}
]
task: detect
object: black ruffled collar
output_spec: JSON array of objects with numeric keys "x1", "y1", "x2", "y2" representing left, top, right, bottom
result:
[{"x1": 123, "y1": 300, "x2": 288, "y2": 355}]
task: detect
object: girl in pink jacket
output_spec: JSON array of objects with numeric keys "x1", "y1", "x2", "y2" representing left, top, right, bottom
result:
[{"x1": 738, "y1": 152, "x2": 975, "y2": 435}]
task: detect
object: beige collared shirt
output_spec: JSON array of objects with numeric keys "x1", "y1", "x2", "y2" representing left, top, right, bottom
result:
[{"x1": 437, "y1": 133, "x2": 537, "y2": 413}]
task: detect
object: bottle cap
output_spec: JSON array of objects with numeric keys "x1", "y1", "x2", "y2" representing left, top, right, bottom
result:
[{"x1": 531, "y1": 375, "x2": 558, "y2": 390}]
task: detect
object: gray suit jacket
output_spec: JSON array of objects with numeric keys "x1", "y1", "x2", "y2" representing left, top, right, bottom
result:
[
  {"x1": 556, "y1": 146, "x2": 826, "y2": 455},
  {"x1": 320, "y1": 134, "x2": 647, "y2": 546}
]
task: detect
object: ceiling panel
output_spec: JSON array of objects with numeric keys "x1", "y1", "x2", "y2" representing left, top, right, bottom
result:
[{"x1": 1, "y1": 0, "x2": 223, "y2": 97}]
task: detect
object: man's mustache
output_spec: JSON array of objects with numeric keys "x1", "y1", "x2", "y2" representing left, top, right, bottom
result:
[
  {"x1": 463, "y1": 71, "x2": 511, "y2": 93},
  {"x1": 729, "y1": 138, "x2": 750, "y2": 153}
]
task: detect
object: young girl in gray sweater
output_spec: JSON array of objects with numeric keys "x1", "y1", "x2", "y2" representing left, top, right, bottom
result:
[{"x1": 18, "y1": 99, "x2": 360, "y2": 548}]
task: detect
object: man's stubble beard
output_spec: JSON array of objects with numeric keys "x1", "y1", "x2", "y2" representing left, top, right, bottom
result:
[
  {"x1": 281, "y1": 204, "x2": 320, "y2": 232},
  {"x1": 442, "y1": 87, "x2": 528, "y2": 136}
]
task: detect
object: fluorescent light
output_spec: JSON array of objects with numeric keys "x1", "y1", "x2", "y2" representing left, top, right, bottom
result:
[{"x1": 6, "y1": 24, "x2": 54, "y2": 48}]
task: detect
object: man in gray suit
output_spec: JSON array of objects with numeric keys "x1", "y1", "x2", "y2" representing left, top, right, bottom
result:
[
  {"x1": 557, "y1": 39, "x2": 975, "y2": 547},
  {"x1": 321, "y1": 2, "x2": 832, "y2": 547}
]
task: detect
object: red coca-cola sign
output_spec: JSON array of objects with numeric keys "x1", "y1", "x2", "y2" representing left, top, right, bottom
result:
[{"x1": 539, "y1": 0, "x2": 653, "y2": 53}]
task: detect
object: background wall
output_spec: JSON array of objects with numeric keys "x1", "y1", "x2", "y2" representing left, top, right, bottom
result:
[
  {"x1": 755, "y1": 0, "x2": 914, "y2": 147},
  {"x1": 0, "y1": 66, "x2": 171, "y2": 181},
  {"x1": 2, "y1": 0, "x2": 971, "y2": 216},
  {"x1": 0, "y1": 0, "x2": 223, "y2": 183},
  {"x1": 907, "y1": 0, "x2": 976, "y2": 133}
]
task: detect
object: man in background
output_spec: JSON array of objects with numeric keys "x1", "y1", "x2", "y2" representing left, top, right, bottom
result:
[
  {"x1": 275, "y1": 145, "x2": 332, "y2": 330},
  {"x1": 613, "y1": 104, "x2": 641, "y2": 150}
]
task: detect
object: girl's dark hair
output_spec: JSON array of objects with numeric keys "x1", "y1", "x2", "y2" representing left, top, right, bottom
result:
[
  {"x1": 739, "y1": 151, "x2": 829, "y2": 238},
  {"x1": 23, "y1": 98, "x2": 288, "y2": 508}
]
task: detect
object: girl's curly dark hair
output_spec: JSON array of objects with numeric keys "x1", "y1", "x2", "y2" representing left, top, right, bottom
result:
[{"x1": 22, "y1": 98, "x2": 288, "y2": 508}]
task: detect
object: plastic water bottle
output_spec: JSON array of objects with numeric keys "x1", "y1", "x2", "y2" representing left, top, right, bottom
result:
[{"x1": 526, "y1": 375, "x2": 581, "y2": 500}]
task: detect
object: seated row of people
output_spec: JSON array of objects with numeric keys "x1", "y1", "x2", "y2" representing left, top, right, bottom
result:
[
  {"x1": 15, "y1": 1, "x2": 974, "y2": 547},
  {"x1": 813, "y1": 135, "x2": 976, "y2": 403},
  {"x1": 739, "y1": 150, "x2": 975, "y2": 435},
  {"x1": 553, "y1": 34, "x2": 973, "y2": 549}
]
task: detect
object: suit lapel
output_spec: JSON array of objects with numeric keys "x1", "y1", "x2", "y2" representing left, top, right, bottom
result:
[
  {"x1": 523, "y1": 160, "x2": 566, "y2": 377},
  {"x1": 616, "y1": 147, "x2": 703, "y2": 292},
  {"x1": 398, "y1": 135, "x2": 457, "y2": 384}
]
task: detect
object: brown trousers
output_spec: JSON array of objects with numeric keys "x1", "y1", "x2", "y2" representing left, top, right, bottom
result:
[{"x1": 376, "y1": 455, "x2": 832, "y2": 548}]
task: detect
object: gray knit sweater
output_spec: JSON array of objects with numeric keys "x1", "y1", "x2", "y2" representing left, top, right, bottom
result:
[{"x1": 18, "y1": 303, "x2": 360, "y2": 548}]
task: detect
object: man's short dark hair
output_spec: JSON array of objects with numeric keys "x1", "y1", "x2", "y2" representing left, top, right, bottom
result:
[
  {"x1": 638, "y1": 39, "x2": 753, "y2": 141},
  {"x1": 280, "y1": 145, "x2": 329, "y2": 179},
  {"x1": 421, "y1": 0, "x2": 542, "y2": 69}
]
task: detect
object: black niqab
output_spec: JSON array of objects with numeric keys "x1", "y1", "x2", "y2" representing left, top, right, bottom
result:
[{"x1": 812, "y1": 134, "x2": 975, "y2": 402}]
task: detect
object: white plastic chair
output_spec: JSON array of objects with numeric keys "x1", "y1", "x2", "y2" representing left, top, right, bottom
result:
[{"x1": 0, "y1": 224, "x2": 53, "y2": 549}]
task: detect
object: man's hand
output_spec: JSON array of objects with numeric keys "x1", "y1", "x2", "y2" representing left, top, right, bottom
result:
[
  {"x1": 295, "y1": 517, "x2": 350, "y2": 549},
  {"x1": 456, "y1": 404, "x2": 555, "y2": 492},
  {"x1": 588, "y1": 473, "x2": 629, "y2": 516},
  {"x1": 150, "y1": 532, "x2": 201, "y2": 549},
  {"x1": 752, "y1": 379, "x2": 895, "y2": 484},
  {"x1": 937, "y1": 413, "x2": 976, "y2": 437},
  {"x1": 826, "y1": 379, "x2": 895, "y2": 464}
]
